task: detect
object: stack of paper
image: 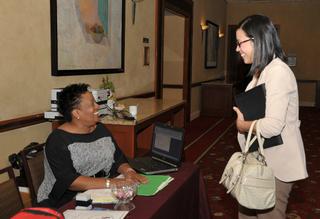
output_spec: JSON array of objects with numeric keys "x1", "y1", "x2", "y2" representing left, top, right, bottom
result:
[
  {"x1": 137, "y1": 175, "x2": 173, "y2": 196},
  {"x1": 83, "y1": 189, "x2": 117, "y2": 204},
  {"x1": 63, "y1": 209, "x2": 128, "y2": 219}
]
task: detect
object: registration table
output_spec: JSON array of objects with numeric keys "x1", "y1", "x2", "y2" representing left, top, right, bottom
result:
[
  {"x1": 101, "y1": 98, "x2": 185, "y2": 158},
  {"x1": 59, "y1": 163, "x2": 211, "y2": 219}
]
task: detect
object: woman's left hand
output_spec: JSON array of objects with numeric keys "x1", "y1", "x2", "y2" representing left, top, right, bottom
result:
[
  {"x1": 233, "y1": 107, "x2": 248, "y2": 133},
  {"x1": 124, "y1": 170, "x2": 148, "y2": 184}
]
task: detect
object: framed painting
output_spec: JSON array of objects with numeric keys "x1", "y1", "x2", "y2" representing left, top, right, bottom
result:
[
  {"x1": 204, "y1": 20, "x2": 219, "y2": 69},
  {"x1": 50, "y1": 0, "x2": 125, "y2": 76}
]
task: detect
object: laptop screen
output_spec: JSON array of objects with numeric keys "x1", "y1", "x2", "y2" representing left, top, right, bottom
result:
[{"x1": 151, "y1": 123, "x2": 184, "y2": 163}]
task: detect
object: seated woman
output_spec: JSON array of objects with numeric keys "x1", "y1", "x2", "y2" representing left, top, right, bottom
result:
[{"x1": 37, "y1": 83, "x2": 147, "y2": 208}]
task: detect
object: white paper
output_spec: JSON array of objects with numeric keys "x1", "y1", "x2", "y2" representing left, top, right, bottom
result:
[
  {"x1": 155, "y1": 177, "x2": 174, "y2": 193},
  {"x1": 63, "y1": 209, "x2": 128, "y2": 219},
  {"x1": 83, "y1": 189, "x2": 117, "y2": 204}
]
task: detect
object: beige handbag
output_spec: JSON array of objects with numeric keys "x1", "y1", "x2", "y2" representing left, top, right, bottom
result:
[{"x1": 219, "y1": 120, "x2": 276, "y2": 210}]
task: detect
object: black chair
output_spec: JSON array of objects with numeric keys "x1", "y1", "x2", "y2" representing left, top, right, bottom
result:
[
  {"x1": 20, "y1": 143, "x2": 45, "y2": 205},
  {"x1": 0, "y1": 166, "x2": 24, "y2": 219}
]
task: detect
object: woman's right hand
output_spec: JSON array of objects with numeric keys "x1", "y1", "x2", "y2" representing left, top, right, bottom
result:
[
  {"x1": 233, "y1": 107, "x2": 245, "y2": 133},
  {"x1": 110, "y1": 178, "x2": 137, "y2": 187},
  {"x1": 233, "y1": 107, "x2": 254, "y2": 134}
]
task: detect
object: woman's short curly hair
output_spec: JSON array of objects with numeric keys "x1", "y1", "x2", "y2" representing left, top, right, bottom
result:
[{"x1": 57, "y1": 83, "x2": 90, "y2": 122}]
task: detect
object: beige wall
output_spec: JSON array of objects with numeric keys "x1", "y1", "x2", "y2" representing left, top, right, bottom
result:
[
  {"x1": 163, "y1": 89, "x2": 183, "y2": 101},
  {"x1": 226, "y1": 1, "x2": 320, "y2": 105},
  {"x1": 0, "y1": 0, "x2": 155, "y2": 168},
  {"x1": 163, "y1": 12, "x2": 185, "y2": 101},
  {"x1": 191, "y1": 0, "x2": 227, "y2": 118},
  {"x1": 163, "y1": 14, "x2": 185, "y2": 85}
]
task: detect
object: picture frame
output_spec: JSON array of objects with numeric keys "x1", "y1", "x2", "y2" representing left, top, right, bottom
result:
[
  {"x1": 204, "y1": 20, "x2": 219, "y2": 69},
  {"x1": 50, "y1": 0, "x2": 125, "y2": 76}
]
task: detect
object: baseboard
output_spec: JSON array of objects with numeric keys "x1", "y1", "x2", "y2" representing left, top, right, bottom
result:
[
  {"x1": 190, "y1": 110, "x2": 201, "y2": 121},
  {"x1": 300, "y1": 101, "x2": 315, "y2": 107}
]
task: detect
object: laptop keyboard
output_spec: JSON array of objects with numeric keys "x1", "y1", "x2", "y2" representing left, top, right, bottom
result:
[
  {"x1": 134, "y1": 157, "x2": 172, "y2": 171},
  {"x1": 149, "y1": 160, "x2": 171, "y2": 170}
]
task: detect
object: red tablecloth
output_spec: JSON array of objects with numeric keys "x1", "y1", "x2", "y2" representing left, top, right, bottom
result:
[{"x1": 59, "y1": 162, "x2": 211, "y2": 219}]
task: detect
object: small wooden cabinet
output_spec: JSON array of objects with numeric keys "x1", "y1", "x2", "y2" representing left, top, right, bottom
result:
[{"x1": 201, "y1": 82, "x2": 234, "y2": 117}]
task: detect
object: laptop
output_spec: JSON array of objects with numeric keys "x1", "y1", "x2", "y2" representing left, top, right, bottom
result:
[{"x1": 129, "y1": 122, "x2": 184, "y2": 175}]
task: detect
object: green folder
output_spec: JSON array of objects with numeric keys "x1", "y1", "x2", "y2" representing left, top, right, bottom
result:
[{"x1": 137, "y1": 175, "x2": 174, "y2": 196}]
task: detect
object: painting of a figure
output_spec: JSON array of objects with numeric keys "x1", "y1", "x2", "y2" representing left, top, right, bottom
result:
[
  {"x1": 51, "y1": 0, "x2": 125, "y2": 76},
  {"x1": 78, "y1": 0, "x2": 109, "y2": 43}
]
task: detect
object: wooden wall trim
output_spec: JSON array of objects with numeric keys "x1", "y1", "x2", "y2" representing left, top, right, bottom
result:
[
  {"x1": 191, "y1": 77, "x2": 224, "y2": 88},
  {"x1": 117, "y1": 92, "x2": 155, "y2": 100},
  {"x1": 0, "y1": 91, "x2": 156, "y2": 133},
  {"x1": 163, "y1": 84, "x2": 183, "y2": 89},
  {"x1": 163, "y1": 77, "x2": 225, "y2": 89},
  {"x1": 0, "y1": 113, "x2": 46, "y2": 133}
]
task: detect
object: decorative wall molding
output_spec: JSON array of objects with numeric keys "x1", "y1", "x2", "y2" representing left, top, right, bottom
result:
[
  {"x1": 0, "y1": 114, "x2": 46, "y2": 133},
  {"x1": 0, "y1": 91, "x2": 155, "y2": 133}
]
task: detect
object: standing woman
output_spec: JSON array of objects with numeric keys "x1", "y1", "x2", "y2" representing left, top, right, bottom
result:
[{"x1": 233, "y1": 15, "x2": 308, "y2": 218}]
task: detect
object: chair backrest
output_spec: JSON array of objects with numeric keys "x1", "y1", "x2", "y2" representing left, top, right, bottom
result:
[
  {"x1": 0, "y1": 166, "x2": 24, "y2": 219},
  {"x1": 20, "y1": 143, "x2": 45, "y2": 205}
]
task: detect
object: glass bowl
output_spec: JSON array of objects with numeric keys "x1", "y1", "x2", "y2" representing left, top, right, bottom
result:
[{"x1": 110, "y1": 181, "x2": 137, "y2": 211}]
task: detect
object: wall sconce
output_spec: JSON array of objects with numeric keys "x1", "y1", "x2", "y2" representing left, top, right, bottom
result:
[
  {"x1": 201, "y1": 23, "x2": 209, "y2": 42},
  {"x1": 201, "y1": 23, "x2": 209, "y2": 31},
  {"x1": 219, "y1": 28, "x2": 224, "y2": 38}
]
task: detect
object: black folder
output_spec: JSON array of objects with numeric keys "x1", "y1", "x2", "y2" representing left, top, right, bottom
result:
[{"x1": 234, "y1": 83, "x2": 283, "y2": 151}]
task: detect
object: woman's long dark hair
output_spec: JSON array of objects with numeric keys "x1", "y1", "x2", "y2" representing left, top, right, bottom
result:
[{"x1": 238, "y1": 14, "x2": 287, "y2": 76}]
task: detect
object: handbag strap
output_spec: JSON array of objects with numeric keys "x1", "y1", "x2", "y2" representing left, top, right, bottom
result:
[
  {"x1": 244, "y1": 120, "x2": 257, "y2": 153},
  {"x1": 255, "y1": 120, "x2": 265, "y2": 156},
  {"x1": 244, "y1": 120, "x2": 266, "y2": 156},
  {"x1": 243, "y1": 120, "x2": 266, "y2": 154}
]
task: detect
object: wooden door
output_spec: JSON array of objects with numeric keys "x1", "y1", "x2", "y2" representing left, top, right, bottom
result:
[{"x1": 155, "y1": 0, "x2": 193, "y2": 123}]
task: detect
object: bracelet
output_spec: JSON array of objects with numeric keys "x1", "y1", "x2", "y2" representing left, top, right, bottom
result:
[{"x1": 105, "y1": 179, "x2": 111, "y2": 189}]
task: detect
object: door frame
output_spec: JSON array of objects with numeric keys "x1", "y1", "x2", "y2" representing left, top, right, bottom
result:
[{"x1": 155, "y1": 0, "x2": 193, "y2": 123}]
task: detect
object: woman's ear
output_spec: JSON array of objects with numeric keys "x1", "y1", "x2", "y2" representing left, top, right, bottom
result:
[{"x1": 71, "y1": 109, "x2": 81, "y2": 120}]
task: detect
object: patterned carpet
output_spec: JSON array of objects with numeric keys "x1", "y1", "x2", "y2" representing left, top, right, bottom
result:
[{"x1": 185, "y1": 107, "x2": 320, "y2": 219}]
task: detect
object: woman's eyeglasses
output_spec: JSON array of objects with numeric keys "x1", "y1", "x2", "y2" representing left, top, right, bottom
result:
[{"x1": 236, "y1": 38, "x2": 254, "y2": 48}]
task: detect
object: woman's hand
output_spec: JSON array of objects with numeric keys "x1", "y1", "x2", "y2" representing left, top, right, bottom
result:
[
  {"x1": 233, "y1": 107, "x2": 252, "y2": 133},
  {"x1": 124, "y1": 169, "x2": 148, "y2": 184},
  {"x1": 118, "y1": 163, "x2": 148, "y2": 184}
]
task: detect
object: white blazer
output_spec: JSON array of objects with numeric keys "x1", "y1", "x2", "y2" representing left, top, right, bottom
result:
[{"x1": 237, "y1": 58, "x2": 308, "y2": 182}]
